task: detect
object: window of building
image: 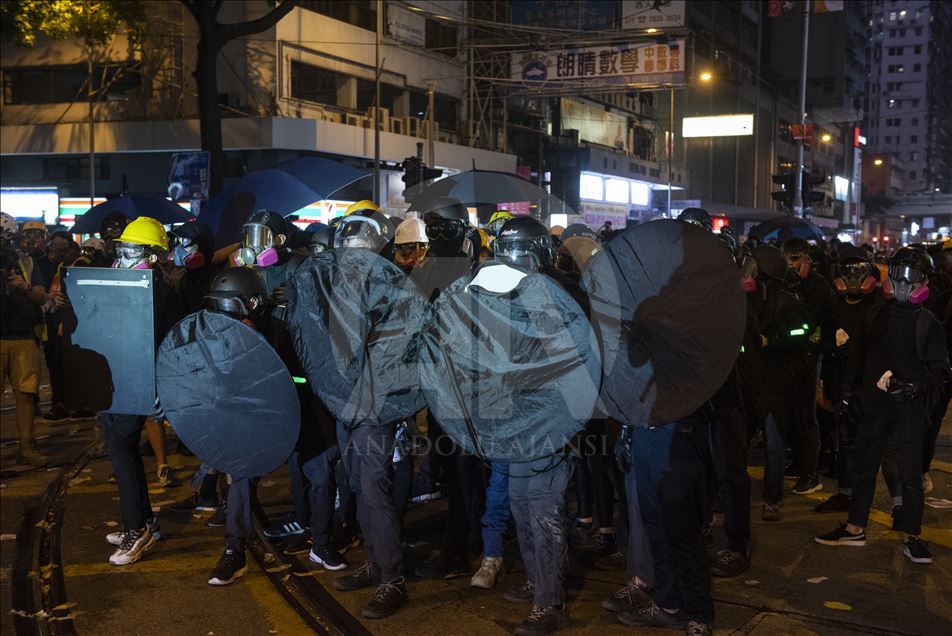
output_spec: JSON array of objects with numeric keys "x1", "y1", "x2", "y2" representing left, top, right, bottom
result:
[
  {"x1": 889, "y1": 10, "x2": 897, "y2": 20},
  {"x1": 409, "y1": 90, "x2": 458, "y2": 132},
  {"x1": 289, "y1": 61, "x2": 348, "y2": 106},
  {"x1": 897, "y1": 65, "x2": 904, "y2": 73},
  {"x1": 885, "y1": 135, "x2": 892, "y2": 143},
  {"x1": 898, "y1": 28, "x2": 906, "y2": 36},
  {"x1": 43, "y1": 156, "x2": 109, "y2": 181},
  {"x1": 899, "y1": 9, "x2": 907, "y2": 18},
  {"x1": 915, "y1": 27, "x2": 922, "y2": 35},
  {"x1": 913, "y1": 63, "x2": 920, "y2": 72},
  {"x1": 912, "y1": 98, "x2": 919, "y2": 107},
  {"x1": 888, "y1": 28, "x2": 896, "y2": 36},
  {"x1": 355, "y1": 79, "x2": 404, "y2": 113},
  {"x1": 914, "y1": 45, "x2": 921, "y2": 54},
  {"x1": 425, "y1": 18, "x2": 457, "y2": 58},
  {"x1": 887, "y1": 98, "x2": 896, "y2": 108},
  {"x1": 911, "y1": 117, "x2": 918, "y2": 125},
  {"x1": 915, "y1": 9, "x2": 922, "y2": 19},
  {"x1": 910, "y1": 135, "x2": 918, "y2": 143},
  {"x1": 909, "y1": 171, "x2": 916, "y2": 179},
  {"x1": 299, "y1": 1, "x2": 376, "y2": 31},
  {"x1": 2, "y1": 64, "x2": 140, "y2": 105},
  {"x1": 910, "y1": 151, "x2": 918, "y2": 161},
  {"x1": 895, "y1": 134, "x2": 901, "y2": 143}
]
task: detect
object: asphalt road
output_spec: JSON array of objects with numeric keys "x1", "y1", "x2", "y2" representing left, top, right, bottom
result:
[{"x1": 2, "y1": 385, "x2": 950, "y2": 636}]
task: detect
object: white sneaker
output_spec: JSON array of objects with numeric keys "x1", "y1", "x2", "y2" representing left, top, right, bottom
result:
[
  {"x1": 109, "y1": 528, "x2": 156, "y2": 565},
  {"x1": 922, "y1": 472, "x2": 933, "y2": 495},
  {"x1": 107, "y1": 517, "x2": 161, "y2": 546},
  {"x1": 470, "y1": 556, "x2": 504, "y2": 589}
]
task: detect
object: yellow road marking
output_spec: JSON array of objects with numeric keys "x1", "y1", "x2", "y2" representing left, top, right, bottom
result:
[
  {"x1": 930, "y1": 460, "x2": 952, "y2": 475},
  {"x1": 746, "y1": 466, "x2": 952, "y2": 548}
]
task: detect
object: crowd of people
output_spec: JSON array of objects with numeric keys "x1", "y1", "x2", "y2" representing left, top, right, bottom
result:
[{"x1": 1, "y1": 201, "x2": 949, "y2": 636}]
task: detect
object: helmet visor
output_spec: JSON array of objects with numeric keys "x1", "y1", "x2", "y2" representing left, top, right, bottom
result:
[
  {"x1": 888, "y1": 264, "x2": 926, "y2": 284},
  {"x1": 334, "y1": 218, "x2": 383, "y2": 250},
  {"x1": 495, "y1": 237, "x2": 543, "y2": 269},
  {"x1": 242, "y1": 224, "x2": 273, "y2": 250},
  {"x1": 839, "y1": 261, "x2": 869, "y2": 277}
]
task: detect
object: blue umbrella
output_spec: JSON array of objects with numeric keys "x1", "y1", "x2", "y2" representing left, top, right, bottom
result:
[
  {"x1": 69, "y1": 194, "x2": 194, "y2": 234},
  {"x1": 203, "y1": 156, "x2": 368, "y2": 249},
  {"x1": 749, "y1": 217, "x2": 824, "y2": 242}
]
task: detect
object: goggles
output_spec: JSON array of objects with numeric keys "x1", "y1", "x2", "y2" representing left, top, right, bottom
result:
[
  {"x1": 22, "y1": 229, "x2": 47, "y2": 242},
  {"x1": 116, "y1": 244, "x2": 148, "y2": 261},
  {"x1": 838, "y1": 261, "x2": 869, "y2": 277},
  {"x1": 169, "y1": 235, "x2": 196, "y2": 249},
  {"x1": 395, "y1": 242, "x2": 428, "y2": 258},
  {"x1": 888, "y1": 264, "x2": 927, "y2": 284},
  {"x1": 425, "y1": 218, "x2": 466, "y2": 242}
]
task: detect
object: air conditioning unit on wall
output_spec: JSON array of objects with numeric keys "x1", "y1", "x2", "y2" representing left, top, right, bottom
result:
[
  {"x1": 404, "y1": 116, "x2": 423, "y2": 137},
  {"x1": 366, "y1": 107, "x2": 389, "y2": 131}
]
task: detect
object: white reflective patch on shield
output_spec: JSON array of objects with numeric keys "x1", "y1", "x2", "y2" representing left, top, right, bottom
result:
[
  {"x1": 76, "y1": 278, "x2": 151, "y2": 288},
  {"x1": 466, "y1": 263, "x2": 527, "y2": 294}
]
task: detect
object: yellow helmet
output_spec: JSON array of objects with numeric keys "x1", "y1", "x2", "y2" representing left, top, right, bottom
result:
[
  {"x1": 476, "y1": 228, "x2": 491, "y2": 252},
  {"x1": 21, "y1": 220, "x2": 48, "y2": 235},
  {"x1": 345, "y1": 200, "x2": 380, "y2": 216},
  {"x1": 117, "y1": 216, "x2": 169, "y2": 250},
  {"x1": 487, "y1": 209, "x2": 513, "y2": 236}
]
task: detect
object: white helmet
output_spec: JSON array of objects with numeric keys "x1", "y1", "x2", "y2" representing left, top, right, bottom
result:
[
  {"x1": 1, "y1": 212, "x2": 17, "y2": 240},
  {"x1": 394, "y1": 217, "x2": 428, "y2": 245}
]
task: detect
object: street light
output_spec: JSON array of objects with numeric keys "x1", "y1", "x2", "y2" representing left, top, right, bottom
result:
[
  {"x1": 646, "y1": 28, "x2": 658, "y2": 33},
  {"x1": 699, "y1": 71, "x2": 713, "y2": 82},
  {"x1": 873, "y1": 158, "x2": 884, "y2": 166},
  {"x1": 821, "y1": 133, "x2": 832, "y2": 142}
]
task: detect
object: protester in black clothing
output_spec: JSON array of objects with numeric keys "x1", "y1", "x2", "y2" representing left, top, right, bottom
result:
[
  {"x1": 921, "y1": 241, "x2": 952, "y2": 493},
  {"x1": 98, "y1": 211, "x2": 128, "y2": 263},
  {"x1": 781, "y1": 238, "x2": 834, "y2": 495},
  {"x1": 168, "y1": 221, "x2": 218, "y2": 313},
  {"x1": 815, "y1": 247, "x2": 949, "y2": 565},
  {"x1": 814, "y1": 245, "x2": 882, "y2": 513}
]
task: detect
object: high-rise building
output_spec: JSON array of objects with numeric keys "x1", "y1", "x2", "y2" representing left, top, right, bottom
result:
[{"x1": 863, "y1": 0, "x2": 950, "y2": 194}]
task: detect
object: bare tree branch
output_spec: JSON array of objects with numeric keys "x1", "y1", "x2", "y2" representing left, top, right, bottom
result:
[{"x1": 216, "y1": 0, "x2": 298, "y2": 42}]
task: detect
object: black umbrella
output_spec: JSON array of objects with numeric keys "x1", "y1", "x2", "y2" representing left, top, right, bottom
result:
[
  {"x1": 69, "y1": 194, "x2": 194, "y2": 234},
  {"x1": 156, "y1": 311, "x2": 300, "y2": 479},
  {"x1": 749, "y1": 216, "x2": 824, "y2": 242},
  {"x1": 581, "y1": 220, "x2": 746, "y2": 428}
]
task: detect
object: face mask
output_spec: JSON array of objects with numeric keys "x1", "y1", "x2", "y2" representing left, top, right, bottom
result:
[
  {"x1": 233, "y1": 245, "x2": 279, "y2": 268},
  {"x1": 173, "y1": 244, "x2": 206, "y2": 269},
  {"x1": 885, "y1": 279, "x2": 929, "y2": 304}
]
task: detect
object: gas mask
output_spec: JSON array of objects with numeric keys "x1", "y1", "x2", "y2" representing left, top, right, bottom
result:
[
  {"x1": 233, "y1": 223, "x2": 280, "y2": 267},
  {"x1": 783, "y1": 251, "x2": 811, "y2": 282},
  {"x1": 113, "y1": 243, "x2": 154, "y2": 270},
  {"x1": 833, "y1": 261, "x2": 876, "y2": 297},
  {"x1": 739, "y1": 255, "x2": 758, "y2": 293},
  {"x1": 884, "y1": 264, "x2": 929, "y2": 304},
  {"x1": 171, "y1": 236, "x2": 206, "y2": 269}
]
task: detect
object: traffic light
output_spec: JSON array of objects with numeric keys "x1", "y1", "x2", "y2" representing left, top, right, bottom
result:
[
  {"x1": 401, "y1": 156, "x2": 443, "y2": 195},
  {"x1": 771, "y1": 173, "x2": 795, "y2": 208},
  {"x1": 801, "y1": 170, "x2": 825, "y2": 208}
]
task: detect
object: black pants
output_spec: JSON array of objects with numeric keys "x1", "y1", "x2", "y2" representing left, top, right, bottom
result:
[
  {"x1": 848, "y1": 413, "x2": 924, "y2": 535},
  {"x1": 791, "y1": 360, "x2": 821, "y2": 480},
  {"x1": 709, "y1": 408, "x2": 751, "y2": 554},
  {"x1": 300, "y1": 445, "x2": 341, "y2": 548},
  {"x1": 43, "y1": 336, "x2": 64, "y2": 408},
  {"x1": 575, "y1": 421, "x2": 615, "y2": 529},
  {"x1": 338, "y1": 420, "x2": 402, "y2": 581},
  {"x1": 226, "y1": 476, "x2": 254, "y2": 549},
  {"x1": 100, "y1": 412, "x2": 150, "y2": 531},
  {"x1": 633, "y1": 422, "x2": 713, "y2": 624},
  {"x1": 923, "y1": 385, "x2": 951, "y2": 472},
  {"x1": 428, "y1": 414, "x2": 486, "y2": 558}
]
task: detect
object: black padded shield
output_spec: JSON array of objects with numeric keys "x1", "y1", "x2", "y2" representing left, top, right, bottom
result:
[
  {"x1": 62, "y1": 267, "x2": 156, "y2": 414},
  {"x1": 418, "y1": 263, "x2": 601, "y2": 463},
  {"x1": 156, "y1": 311, "x2": 299, "y2": 479},
  {"x1": 581, "y1": 220, "x2": 745, "y2": 427},
  {"x1": 285, "y1": 248, "x2": 427, "y2": 427}
]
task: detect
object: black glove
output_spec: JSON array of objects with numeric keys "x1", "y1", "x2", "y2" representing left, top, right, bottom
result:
[
  {"x1": 887, "y1": 378, "x2": 919, "y2": 402},
  {"x1": 614, "y1": 425, "x2": 633, "y2": 473}
]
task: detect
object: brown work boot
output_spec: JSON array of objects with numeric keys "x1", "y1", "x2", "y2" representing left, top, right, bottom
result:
[{"x1": 16, "y1": 442, "x2": 50, "y2": 467}]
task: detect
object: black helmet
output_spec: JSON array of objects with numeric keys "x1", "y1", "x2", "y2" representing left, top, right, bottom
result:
[
  {"x1": 305, "y1": 222, "x2": 334, "y2": 255},
  {"x1": 888, "y1": 246, "x2": 933, "y2": 284},
  {"x1": 677, "y1": 207, "x2": 713, "y2": 232},
  {"x1": 423, "y1": 197, "x2": 469, "y2": 243},
  {"x1": 780, "y1": 237, "x2": 811, "y2": 258},
  {"x1": 717, "y1": 227, "x2": 737, "y2": 253},
  {"x1": 495, "y1": 216, "x2": 552, "y2": 269},
  {"x1": 205, "y1": 267, "x2": 269, "y2": 318},
  {"x1": 751, "y1": 244, "x2": 788, "y2": 281},
  {"x1": 561, "y1": 223, "x2": 600, "y2": 242},
  {"x1": 334, "y1": 210, "x2": 393, "y2": 252}
]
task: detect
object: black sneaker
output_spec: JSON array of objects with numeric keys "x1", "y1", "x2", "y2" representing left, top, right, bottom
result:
[
  {"x1": 903, "y1": 537, "x2": 932, "y2": 564},
  {"x1": 333, "y1": 561, "x2": 381, "y2": 592},
  {"x1": 814, "y1": 493, "x2": 850, "y2": 513},
  {"x1": 593, "y1": 549, "x2": 626, "y2": 571},
  {"x1": 892, "y1": 505, "x2": 904, "y2": 531},
  {"x1": 166, "y1": 493, "x2": 218, "y2": 512},
  {"x1": 208, "y1": 547, "x2": 248, "y2": 585},
  {"x1": 40, "y1": 406, "x2": 70, "y2": 422},
  {"x1": 783, "y1": 463, "x2": 799, "y2": 480},
  {"x1": 814, "y1": 523, "x2": 866, "y2": 546},
  {"x1": 792, "y1": 476, "x2": 823, "y2": 495},
  {"x1": 514, "y1": 605, "x2": 570, "y2": 636},
  {"x1": 309, "y1": 545, "x2": 348, "y2": 571},
  {"x1": 414, "y1": 551, "x2": 470, "y2": 579},
  {"x1": 602, "y1": 581, "x2": 652, "y2": 613},
  {"x1": 504, "y1": 580, "x2": 536, "y2": 604},
  {"x1": 710, "y1": 549, "x2": 749, "y2": 578},
  {"x1": 569, "y1": 519, "x2": 594, "y2": 548},
  {"x1": 617, "y1": 601, "x2": 685, "y2": 629},
  {"x1": 409, "y1": 479, "x2": 442, "y2": 503},
  {"x1": 330, "y1": 524, "x2": 361, "y2": 553},
  {"x1": 282, "y1": 534, "x2": 312, "y2": 556},
  {"x1": 592, "y1": 533, "x2": 618, "y2": 557},
  {"x1": 762, "y1": 504, "x2": 781, "y2": 522},
  {"x1": 205, "y1": 505, "x2": 227, "y2": 528},
  {"x1": 361, "y1": 577, "x2": 407, "y2": 619},
  {"x1": 686, "y1": 620, "x2": 714, "y2": 636},
  {"x1": 263, "y1": 518, "x2": 306, "y2": 539}
]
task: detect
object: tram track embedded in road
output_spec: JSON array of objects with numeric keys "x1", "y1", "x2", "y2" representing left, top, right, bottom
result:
[
  {"x1": 10, "y1": 440, "x2": 101, "y2": 636},
  {"x1": 250, "y1": 499, "x2": 372, "y2": 636}
]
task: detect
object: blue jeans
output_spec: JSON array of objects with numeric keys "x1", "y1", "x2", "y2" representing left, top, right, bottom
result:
[
  {"x1": 100, "y1": 412, "x2": 150, "y2": 531},
  {"x1": 481, "y1": 462, "x2": 509, "y2": 558}
]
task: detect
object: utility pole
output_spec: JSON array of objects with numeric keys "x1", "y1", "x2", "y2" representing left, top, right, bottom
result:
[
  {"x1": 88, "y1": 54, "x2": 95, "y2": 210},
  {"x1": 427, "y1": 85, "x2": 436, "y2": 168},
  {"x1": 792, "y1": 1, "x2": 811, "y2": 217},
  {"x1": 373, "y1": 0, "x2": 382, "y2": 203},
  {"x1": 667, "y1": 87, "x2": 674, "y2": 216}
]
